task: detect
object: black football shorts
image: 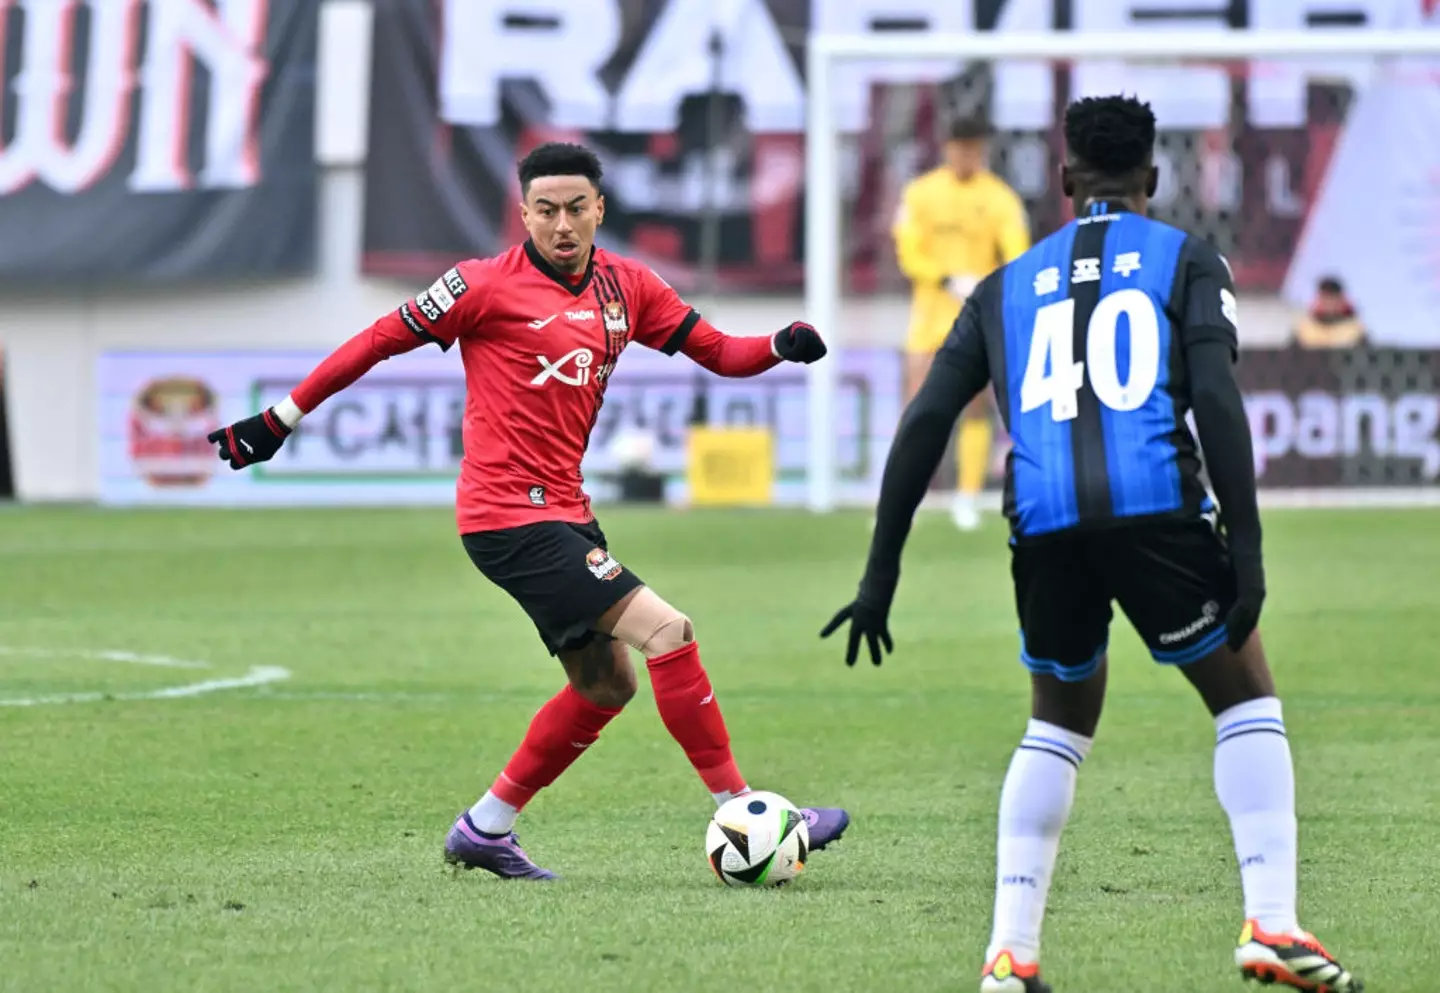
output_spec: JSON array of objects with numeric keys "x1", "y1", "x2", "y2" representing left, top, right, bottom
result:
[
  {"x1": 1009, "y1": 517, "x2": 1238, "y2": 682},
  {"x1": 461, "y1": 518, "x2": 645, "y2": 656}
]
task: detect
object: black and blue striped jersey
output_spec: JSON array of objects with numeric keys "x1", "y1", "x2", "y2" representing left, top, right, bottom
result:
[{"x1": 937, "y1": 202, "x2": 1239, "y2": 539}]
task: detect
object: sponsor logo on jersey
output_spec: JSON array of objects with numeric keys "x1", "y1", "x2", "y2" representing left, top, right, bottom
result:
[
  {"x1": 531, "y1": 347, "x2": 594, "y2": 387},
  {"x1": 566, "y1": 309, "x2": 596, "y2": 322},
  {"x1": 585, "y1": 547, "x2": 622, "y2": 582},
  {"x1": 528, "y1": 485, "x2": 546, "y2": 506}
]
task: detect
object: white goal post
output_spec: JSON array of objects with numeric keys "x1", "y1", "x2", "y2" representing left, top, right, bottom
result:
[{"x1": 803, "y1": 29, "x2": 1440, "y2": 513}]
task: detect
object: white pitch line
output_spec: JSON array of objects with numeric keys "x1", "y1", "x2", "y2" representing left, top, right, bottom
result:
[
  {"x1": 0, "y1": 646, "x2": 210, "y2": 669},
  {"x1": 0, "y1": 666, "x2": 291, "y2": 708}
]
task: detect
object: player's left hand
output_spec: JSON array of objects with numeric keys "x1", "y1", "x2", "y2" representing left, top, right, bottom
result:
[
  {"x1": 820, "y1": 596, "x2": 893, "y2": 666},
  {"x1": 943, "y1": 273, "x2": 979, "y2": 301},
  {"x1": 772, "y1": 322, "x2": 828, "y2": 364},
  {"x1": 206, "y1": 409, "x2": 291, "y2": 470},
  {"x1": 1224, "y1": 553, "x2": 1266, "y2": 651}
]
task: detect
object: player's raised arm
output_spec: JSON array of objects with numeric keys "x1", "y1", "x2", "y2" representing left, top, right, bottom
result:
[
  {"x1": 206, "y1": 263, "x2": 485, "y2": 470},
  {"x1": 1180, "y1": 242, "x2": 1265, "y2": 649},
  {"x1": 821, "y1": 291, "x2": 992, "y2": 666},
  {"x1": 631, "y1": 265, "x2": 826, "y2": 376}
]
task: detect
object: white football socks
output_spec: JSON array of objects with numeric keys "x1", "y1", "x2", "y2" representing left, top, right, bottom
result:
[
  {"x1": 1213, "y1": 696, "x2": 1299, "y2": 934},
  {"x1": 468, "y1": 790, "x2": 519, "y2": 835},
  {"x1": 711, "y1": 786, "x2": 750, "y2": 806},
  {"x1": 986, "y1": 719, "x2": 1093, "y2": 964}
]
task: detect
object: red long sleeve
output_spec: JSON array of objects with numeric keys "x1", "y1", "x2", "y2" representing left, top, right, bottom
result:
[
  {"x1": 291, "y1": 313, "x2": 424, "y2": 412},
  {"x1": 677, "y1": 318, "x2": 781, "y2": 377}
]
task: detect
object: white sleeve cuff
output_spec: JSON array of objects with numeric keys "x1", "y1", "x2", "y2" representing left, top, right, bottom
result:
[{"x1": 273, "y1": 395, "x2": 305, "y2": 429}]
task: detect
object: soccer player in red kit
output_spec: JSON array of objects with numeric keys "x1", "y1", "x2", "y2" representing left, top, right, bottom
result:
[{"x1": 206, "y1": 143, "x2": 849, "y2": 879}]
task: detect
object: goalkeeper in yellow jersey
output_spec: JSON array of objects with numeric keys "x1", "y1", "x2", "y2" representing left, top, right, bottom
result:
[{"x1": 893, "y1": 117, "x2": 1030, "y2": 530}]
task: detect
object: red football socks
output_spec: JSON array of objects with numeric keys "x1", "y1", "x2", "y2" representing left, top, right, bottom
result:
[
  {"x1": 645, "y1": 641, "x2": 748, "y2": 795},
  {"x1": 490, "y1": 684, "x2": 622, "y2": 809}
]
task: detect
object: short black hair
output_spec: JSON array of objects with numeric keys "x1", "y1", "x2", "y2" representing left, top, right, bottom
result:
[
  {"x1": 1063, "y1": 95, "x2": 1156, "y2": 186},
  {"x1": 517, "y1": 142, "x2": 602, "y2": 197},
  {"x1": 947, "y1": 116, "x2": 994, "y2": 142}
]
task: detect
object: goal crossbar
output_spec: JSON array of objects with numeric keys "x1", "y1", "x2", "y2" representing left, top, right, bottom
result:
[{"x1": 802, "y1": 28, "x2": 1440, "y2": 512}]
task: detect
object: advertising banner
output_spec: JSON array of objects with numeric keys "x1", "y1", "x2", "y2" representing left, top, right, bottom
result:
[
  {"x1": 0, "y1": 0, "x2": 319, "y2": 283},
  {"x1": 1238, "y1": 346, "x2": 1440, "y2": 488},
  {"x1": 96, "y1": 347, "x2": 903, "y2": 507},
  {"x1": 362, "y1": 0, "x2": 1438, "y2": 324}
]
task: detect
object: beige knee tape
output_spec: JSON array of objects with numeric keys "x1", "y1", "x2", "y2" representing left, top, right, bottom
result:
[{"x1": 611, "y1": 588, "x2": 693, "y2": 657}]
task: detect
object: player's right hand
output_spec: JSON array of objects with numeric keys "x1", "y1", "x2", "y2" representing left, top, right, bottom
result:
[
  {"x1": 1224, "y1": 554, "x2": 1266, "y2": 651},
  {"x1": 206, "y1": 409, "x2": 291, "y2": 470},
  {"x1": 820, "y1": 596, "x2": 893, "y2": 667}
]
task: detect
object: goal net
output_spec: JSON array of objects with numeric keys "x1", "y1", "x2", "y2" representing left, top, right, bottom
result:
[{"x1": 802, "y1": 30, "x2": 1440, "y2": 512}]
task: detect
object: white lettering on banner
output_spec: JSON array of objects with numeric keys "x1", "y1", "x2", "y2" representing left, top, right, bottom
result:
[
  {"x1": 256, "y1": 382, "x2": 469, "y2": 475},
  {"x1": 1246, "y1": 391, "x2": 1440, "y2": 478},
  {"x1": 811, "y1": 0, "x2": 973, "y2": 134},
  {"x1": 0, "y1": 0, "x2": 267, "y2": 196},
  {"x1": 130, "y1": 0, "x2": 268, "y2": 191},
  {"x1": 435, "y1": 0, "x2": 1409, "y2": 136},
  {"x1": 1072, "y1": 0, "x2": 1233, "y2": 131},
  {"x1": 439, "y1": 0, "x2": 619, "y2": 131},
  {"x1": 1247, "y1": 0, "x2": 1390, "y2": 129},
  {"x1": 612, "y1": 0, "x2": 804, "y2": 133}
]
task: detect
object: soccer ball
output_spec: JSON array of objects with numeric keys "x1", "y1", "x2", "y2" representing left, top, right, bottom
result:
[{"x1": 706, "y1": 790, "x2": 809, "y2": 887}]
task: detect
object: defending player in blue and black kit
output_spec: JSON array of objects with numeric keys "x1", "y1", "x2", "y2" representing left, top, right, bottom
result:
[{"x1": 823, "y1": 97, "x2": 1361, "y2": 993}]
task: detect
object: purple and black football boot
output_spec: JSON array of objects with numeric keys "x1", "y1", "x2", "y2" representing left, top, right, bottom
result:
[
  {"x1": 443, "y1": 811, "x2": 558, "y2": 881},
  {"x1": 800, "y1": 807, "x2": 851, "y2": 851}
]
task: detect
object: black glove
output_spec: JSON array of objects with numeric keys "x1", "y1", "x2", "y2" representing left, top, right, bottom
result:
[
  {"x1": 1224, "y1": 552, "x2": 1266, "y2": 651},
  {"x1": 820, "y1": 593, "x2": 893, "y2": 666},
  {"x1": 772, "y1": 322, "x2": 827, "y2": 364},
  {"x1": 207, "y1": 409, "x2": 291, "y2": 469}
]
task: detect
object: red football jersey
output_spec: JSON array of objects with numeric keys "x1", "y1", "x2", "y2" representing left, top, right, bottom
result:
[{"x1": 394, "y1": 241, "x2": 699, "y2": 534}]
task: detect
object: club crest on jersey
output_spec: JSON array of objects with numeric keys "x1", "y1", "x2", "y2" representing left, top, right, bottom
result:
[
  {"x1": 586, "y1": 547, "x2": 622, "y2": 582},
  {"x1": 602, "y1": 299, "x2": 629, "y2": 333}
]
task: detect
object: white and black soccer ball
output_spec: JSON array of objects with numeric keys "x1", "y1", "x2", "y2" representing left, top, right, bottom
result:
[{"x1": 706, "y1": 790, "x2": 809, "y2": 887}]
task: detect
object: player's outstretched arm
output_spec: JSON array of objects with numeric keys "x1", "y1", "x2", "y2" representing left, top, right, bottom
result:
[
  {"x1": 822, "y1": 298, "x2": 990, "y2": 665},
  {"x1": 676, "y1": 317, "x2": 826, "y2": 377},
  {"x1": 208, "y1": 265, "x2": 480, "y2": 470}
]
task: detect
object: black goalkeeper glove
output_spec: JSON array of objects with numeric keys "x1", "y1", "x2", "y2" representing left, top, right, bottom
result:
[
  {"x1": 1225, "y1": 551, "x2": 1266, "y2": 651},
  {"x1": 772, "y1": 322, "x2": 828, "y2": 364},
  {"x1": 820, "y1": 585, "x2": 894, "y2": 667},
  {"x1": 207, "y1": 408, "x2": 291, "y2": 470}
]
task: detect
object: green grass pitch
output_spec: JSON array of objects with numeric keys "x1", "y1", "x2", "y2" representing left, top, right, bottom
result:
[{"x1": 1, "y1": 505, "x2": 1436, "y2": 992}]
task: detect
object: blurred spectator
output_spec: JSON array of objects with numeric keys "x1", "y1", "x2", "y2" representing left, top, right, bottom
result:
[{"x1": 1293, "y1": 275, "x2": 1366, "y2": 349}]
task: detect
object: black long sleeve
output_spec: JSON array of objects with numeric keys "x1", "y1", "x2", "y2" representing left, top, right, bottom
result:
[
  {"x1": 1187, "y1": 338, "x2": 1262, "y2": 566},
  {"x1": 861, "y1": 304, "x2": 990, "y2": 606}
]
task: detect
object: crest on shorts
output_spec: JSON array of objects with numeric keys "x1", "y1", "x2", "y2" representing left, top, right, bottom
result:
[
  {"x1": 602, "y1": 299, "x2": 628, "y2": 333},
  {"x1": 586, "y1": 547, "x2": 622, "y2": 581}
]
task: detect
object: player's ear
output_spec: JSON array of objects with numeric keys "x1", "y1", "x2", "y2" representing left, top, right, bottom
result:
[
  {"x1": 595, "y1": 194, "x2": 605, "y2": 227},
  {"x1": 1059, "y1": 163, "x2": 1074, "y2": 198},
  {"x1": 1144, "y1": 165, "x2": 1159, "y2": 198}
]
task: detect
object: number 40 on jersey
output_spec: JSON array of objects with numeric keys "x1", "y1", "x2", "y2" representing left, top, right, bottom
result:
[{"x1": 1020, "y1": 288, "x2": 1163, "y2": 422}]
